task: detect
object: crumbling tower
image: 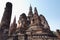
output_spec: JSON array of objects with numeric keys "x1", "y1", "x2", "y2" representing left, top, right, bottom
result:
[
  {"x1": 0, "y1": 2, "x2": 12, "y2": 40},
  {"x1": 18, "y1": 13, "x2": 28, "y2": 33},
  {"x1": 30, "y1": 7, "x2": 40, "y2": 26},
  {"x1": 28, "y1": 5, "x2": 33, "y2": 20},
  {"x1": 27, "y1": 5, "x2": 33, "y2": 25}
]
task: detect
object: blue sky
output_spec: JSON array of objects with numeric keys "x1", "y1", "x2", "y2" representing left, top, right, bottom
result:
[{"x1": 0, "y1": 0, "x2": 60, "y2": 31}]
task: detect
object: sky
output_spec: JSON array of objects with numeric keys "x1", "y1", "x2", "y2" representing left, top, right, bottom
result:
[{"x1": 0, "y1": 0, "x2": 60, "y2": 31}]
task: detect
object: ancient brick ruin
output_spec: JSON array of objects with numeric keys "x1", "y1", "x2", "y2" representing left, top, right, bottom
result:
[{"x1": 0, "y1": 2, "x2": 60, "y2": 40}]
